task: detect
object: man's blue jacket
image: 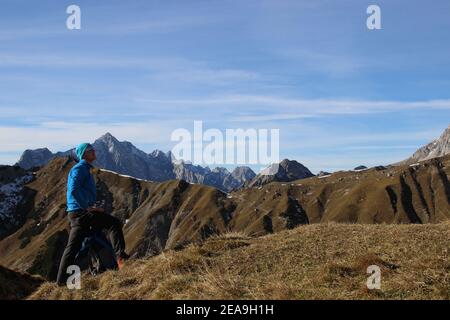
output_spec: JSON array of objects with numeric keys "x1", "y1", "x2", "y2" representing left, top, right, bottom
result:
[{"x1": 66, "y1": 159, "x2": 96, "y2": 212}]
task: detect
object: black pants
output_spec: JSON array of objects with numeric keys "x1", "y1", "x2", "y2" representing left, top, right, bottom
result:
[{"x1": 56, "y1": 210, "x2": 126, "y2": 285}]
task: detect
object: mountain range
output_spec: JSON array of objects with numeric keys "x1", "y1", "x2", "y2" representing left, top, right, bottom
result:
[
  {"x1": 15, "y1": 125, "x2": 450, "y2": 193},
  {"x1": 16, "y1": 133, "x2": 258, "y2": 192},
  {"x1": 1, "y1": 150, "x2": 449, "y2": 281}
]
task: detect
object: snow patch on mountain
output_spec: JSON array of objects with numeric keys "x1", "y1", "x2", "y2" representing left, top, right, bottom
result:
[
  {"x1": 99, "y1": 168, "x2": 152, "y2": 182},
  {"x1": 0, "y1": 174, "x2": 33, "y2": 224}
]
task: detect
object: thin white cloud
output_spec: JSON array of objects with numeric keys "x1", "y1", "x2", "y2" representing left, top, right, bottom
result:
[
  {"x1": 135, "y1": 95, "x2": 450, "y2": 117},
  {"x1": 230, "y1": 113, "x2": 315, "y2": 122},
  {"x1": 275, "y1": 48, "x2": 370, "y2": 76},
  {"x1": 0, "y1": 54, "x2": 179, "y2": 68},
  {"x1": 0, "y1": 53, "x2": 260, "y2": 88},
  {"x1": 0, "y1": 27, "x2": 65, "y2": 41},
  {"x1": 0, "y1": 11, "x2": 216, "y2": 40},
  {"x1": 340, "y1": 145, "x2": 419, "y2": 151},
  {"x1": 296, "y1": 154, "x2": 403, "y2": 173},
  {"x1": 86, "y1": 16, "x2": 216, "y2": 36},
  {"x1": 0, "y1": 121, "x2": 175, "y2": 153},
  {"x1": 280, "y1": 126, "x2": 442, "y2": 149},
  {"x1": 146, "y1": 68, "x2": 260, "y2": 86}
]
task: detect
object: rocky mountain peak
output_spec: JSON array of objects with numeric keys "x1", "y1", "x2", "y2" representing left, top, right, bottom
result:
[
  {"x1": 95, "y1": 132, "x2": 121, "y2": 148},
  {"x1": 150, "y1": 149, "x2": 168, "y2": 159},
  {"x1": 246, "y1": 159, "x2": 314, "y2": 188},
  {"x1": 399, "y1": 124, "x2": 450, "y2": 164},
  {"x1": 15, "y1": 148, "x2": 54, "y2": 170},
  {"x1": 212, "y1": 167, "x2": 229, "y2": 174},
  {"x1": 98, "y1": 132, "x2": 116, "y2": 141},
  {"x1": 231, "y1": 166, "x2": 256, "y2": 180}
]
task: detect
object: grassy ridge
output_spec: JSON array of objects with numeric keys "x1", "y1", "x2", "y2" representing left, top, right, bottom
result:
[{"x1": 30, "y1": 222, "x2": 450, "y2": 300}]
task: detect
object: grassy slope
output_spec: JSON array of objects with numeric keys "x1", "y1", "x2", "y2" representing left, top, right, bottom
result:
[
  {"x1": 0, "y1": 159, "x2": 228, "y2": 277},
  {"x1": 229, "y1": 155, "x2": 450, "y2": 233},
  {"x1": 2, "y1": 154, "x2": 449, "y2": 280},
  {"x1": 30, "y1": 222, "x2": 449, "y2": 300}
]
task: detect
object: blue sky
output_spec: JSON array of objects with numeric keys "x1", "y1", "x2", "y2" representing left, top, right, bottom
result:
[{"x1": 0, "y1": 0, "x2": 449, "y2": 173}]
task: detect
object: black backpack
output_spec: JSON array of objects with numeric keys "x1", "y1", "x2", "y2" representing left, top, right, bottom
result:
[{"x1": 74, "y1": 230, "x2": 118, "y2": 276}]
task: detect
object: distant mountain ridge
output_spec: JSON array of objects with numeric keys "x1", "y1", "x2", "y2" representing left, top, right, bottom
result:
[
  {"x1": 15, "y1": 125, "x2": 450, "y2": 191},
  {"x1": 246, "y1": 159, "x2": 314, "y2": 187},
  {"x1": 15, "y1": 133, "x2": 257, "y2": 192}
]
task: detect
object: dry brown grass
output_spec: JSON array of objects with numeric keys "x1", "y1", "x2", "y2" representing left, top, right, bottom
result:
[{"x1": 29, "y1": 222, "x2": 450, "y2": 300}]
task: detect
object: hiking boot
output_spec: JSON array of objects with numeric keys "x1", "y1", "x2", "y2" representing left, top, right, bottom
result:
[{"x1": 117, "y1": 252, "x2": 130, "y2": 270}]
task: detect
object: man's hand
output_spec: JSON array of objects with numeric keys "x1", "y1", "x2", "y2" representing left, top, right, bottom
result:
[{"x1": 87, "y1": 206, "x2": 105, "y2": 213}]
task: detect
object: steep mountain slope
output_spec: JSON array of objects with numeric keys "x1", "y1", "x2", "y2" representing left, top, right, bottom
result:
[
  {"x1": 0, "y1": 157, "x2": 233, "y2": 280},
  {"x1": 29, "y1": 222, "x2": 450, "y2": 300},
  {"x1": 16, "y1": 148, "x2": 72, "y2": 170},
  {"x1": 16, "y1": 148, "x2": 54, "y2": 170},
  {"x1": 1, "y1": 154, "x2": 449, "y2": 282},
  {"x1": 399, "y1": 124, "x2": 450, "y2": 164},
  {"x1": 232, "y1": 156, "x2": 450, "y2": 230},
  {"x1": 0, "y1": 165, "x2": 35, "y2": 240},
  {"x1": 15, "y1": 133, "x2": 256, "y2": 192},
  {"x1": 225, "y1": 166, "x2": 256, "y2": 190},
  {"x1": 92, "y1": 133, "x2": 175, "y2": 182}
]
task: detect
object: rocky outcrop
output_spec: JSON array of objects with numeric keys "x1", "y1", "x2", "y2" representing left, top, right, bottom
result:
[
  {"x1": 399, "y1": 125, "x2": 450, "y2": 165},
  {"x1": 246, "y1": 159, "x2": 314, "y2": 187},
  {"x1": 16, "y1": 148, "x2": 53, "y2": 170}
]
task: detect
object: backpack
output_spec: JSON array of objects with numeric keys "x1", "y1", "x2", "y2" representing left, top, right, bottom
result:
[{"x1": 74, "y1": 230, "x2": 118, "y2": 276}]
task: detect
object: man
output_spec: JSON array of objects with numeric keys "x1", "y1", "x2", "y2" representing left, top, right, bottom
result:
[{"x1": 56, "y1": 142, "x2": 129, "y2": 286}]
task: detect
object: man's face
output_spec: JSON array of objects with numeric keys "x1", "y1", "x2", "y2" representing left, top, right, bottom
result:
[{"x1": 83, "y1": 147, "x2": 96, "y2": 162}]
